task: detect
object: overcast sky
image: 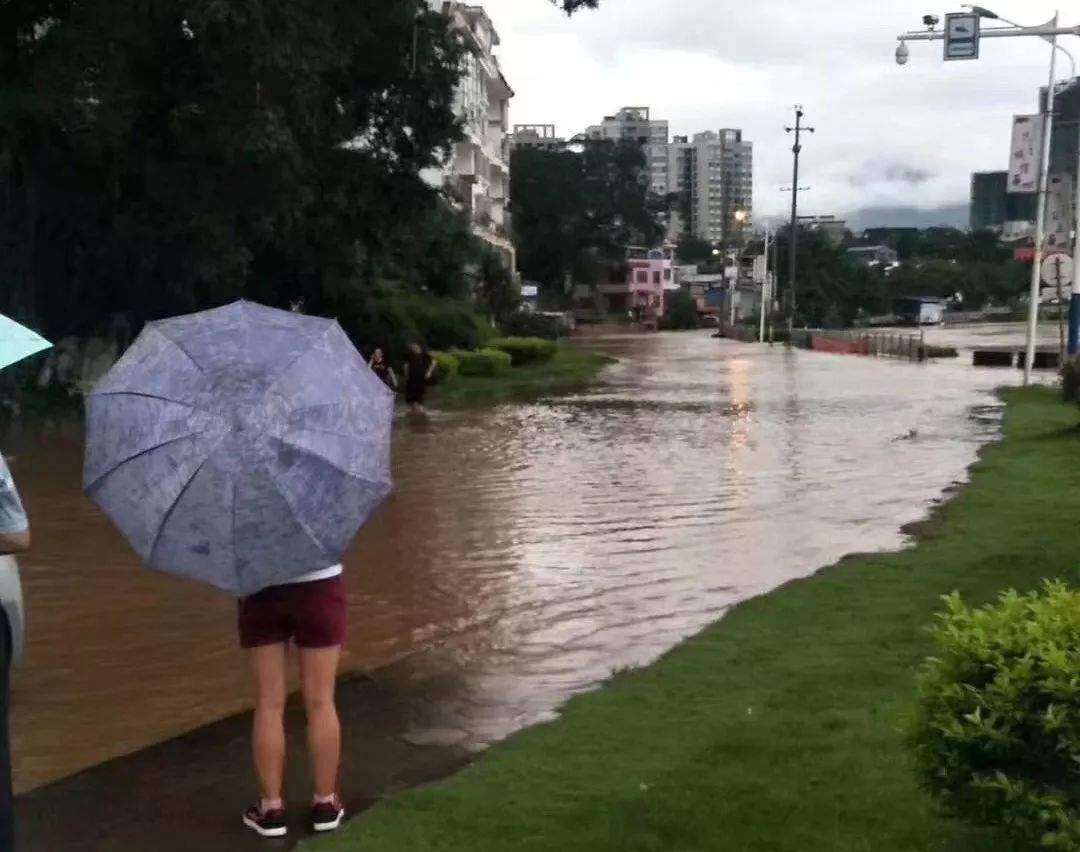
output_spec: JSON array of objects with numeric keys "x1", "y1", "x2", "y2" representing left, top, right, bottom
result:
[{"x1": 480, "y1": 0, "x2": 1069, "y2": 218}]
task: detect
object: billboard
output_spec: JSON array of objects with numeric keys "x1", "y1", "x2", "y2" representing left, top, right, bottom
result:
[
  {"x1": 1008, "y1": 115, "x2": 1042, "y2": 194},
  {"x1": 1045, "y1": 173, "x2": 1075, "y2": 251}
]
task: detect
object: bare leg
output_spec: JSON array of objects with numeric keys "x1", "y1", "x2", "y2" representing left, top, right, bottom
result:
[
  {"x1": 248, "y1": 643, "x2": 288, "y2": 804},
  {"x1": 299, "y1": 646, "x2": 342, "y2": 799}
]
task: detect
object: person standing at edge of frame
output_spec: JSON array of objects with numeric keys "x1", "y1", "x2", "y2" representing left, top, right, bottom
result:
[{"x1": 0, "y1": 452, "x2": 30, "y2": 852}]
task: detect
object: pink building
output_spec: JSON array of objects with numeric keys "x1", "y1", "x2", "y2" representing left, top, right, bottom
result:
[{"x1": 597, "y1": 246, "x2": 675, "y2": 320}]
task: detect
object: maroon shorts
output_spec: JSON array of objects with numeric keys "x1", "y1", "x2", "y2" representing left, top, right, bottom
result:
[{"x1": 238, "y1": 576, "x2": 347, "y2": 649}]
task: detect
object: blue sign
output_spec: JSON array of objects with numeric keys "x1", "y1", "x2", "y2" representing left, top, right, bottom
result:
[{"x1": 944, "y1": 13, "x2": 980, "y2": 61}]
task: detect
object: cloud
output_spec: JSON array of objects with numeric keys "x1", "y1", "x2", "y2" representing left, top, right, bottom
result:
[{"x1": 481, "y1": 0, "x2": 1064, "y2": 216}]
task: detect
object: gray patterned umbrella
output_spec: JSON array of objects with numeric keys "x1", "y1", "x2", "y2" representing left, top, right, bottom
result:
[{"x1": 84, "y1": 301, "x2": 394, "y2": 597}]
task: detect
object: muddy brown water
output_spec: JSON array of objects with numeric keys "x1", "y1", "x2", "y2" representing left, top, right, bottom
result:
[{"x1": 5, "y1": 329, "x2": 1023, "y2": 795}]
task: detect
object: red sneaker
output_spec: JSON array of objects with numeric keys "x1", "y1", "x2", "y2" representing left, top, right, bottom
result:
[
  {"x1": 242, "y1": 803, "x2": 287, "y2": 838},
  {"x1": 311, "y1": 795, "x2": 345, "y2": 833}
]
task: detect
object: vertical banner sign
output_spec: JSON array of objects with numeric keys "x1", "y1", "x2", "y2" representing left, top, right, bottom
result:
[
  {"x1": 1009, "y1": 115, "x2": 1042, "y2": 194},
  {"x1": 943, "y1": 12, "x2": 980, "y2": 61},
  {"x1": 1045, "y1": 174, "x2": 1075, "y2": 251}
]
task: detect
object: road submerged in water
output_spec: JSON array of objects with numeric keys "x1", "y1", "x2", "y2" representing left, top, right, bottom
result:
[{"x1": 8, "y1": 328, "x2": 1032, "y2": 848}]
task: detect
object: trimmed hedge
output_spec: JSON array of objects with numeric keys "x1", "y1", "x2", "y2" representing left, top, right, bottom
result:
[
  {"x1": 501, "y1": 312, "x2": 564, "y2": 340},
  {"x1": 430, "y1": 351, "x2": 460, "y2": 383},
  {"x1": 912, "y1": 582, "x2": 1080, "y2": 850},
  {"x1": 489, "y1": 337, "x2": 557, "y2": 367},
  {"x1": 451, "y1": 348, "x2": 512, "y2": 377}
]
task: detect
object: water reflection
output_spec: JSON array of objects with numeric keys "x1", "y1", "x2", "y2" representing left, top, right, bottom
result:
[{"x1": 8, "y1": 330, "x2": 1023, "y2": 792}]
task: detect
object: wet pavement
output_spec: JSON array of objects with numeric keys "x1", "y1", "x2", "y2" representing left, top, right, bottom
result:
[
  {"x1": 7, "y1": 328, "x2": 1030, "y2": 848},
  {"x1": 17, "y1": 664, "x2": 471, "y2": 850}
]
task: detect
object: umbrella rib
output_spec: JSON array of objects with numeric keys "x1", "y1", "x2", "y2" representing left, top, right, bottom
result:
[
  {"x1": 146, "y1": 454, "x2": 215, "y2": 571},
  {"x1": 257, "y1": 459, "x2": 335, "y2": 561},
  {"x1": 84, "y1": 431, "x2": 212, "y2": 492},
  {"x1": 147, "y1": 325, "x2": 207, "y2": 374},
  {"x1": 270, "y1": 436, "x2": 391, "y2": 491},
  {"x1": 88, "y1": 390, "x2": 201, "y2": 410},
  {"x1": 259, "y1": 323, "x2": 336, "y2": 401}
]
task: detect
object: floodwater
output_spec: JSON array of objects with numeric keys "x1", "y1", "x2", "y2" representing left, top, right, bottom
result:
[{"x1": 6, "y1": 329, "x2": 1027, "y2": 794}]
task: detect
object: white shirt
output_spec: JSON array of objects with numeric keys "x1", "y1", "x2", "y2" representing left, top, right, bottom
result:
[{"x1": 279, "y1": 564, "x2": 343, "y2": 586}]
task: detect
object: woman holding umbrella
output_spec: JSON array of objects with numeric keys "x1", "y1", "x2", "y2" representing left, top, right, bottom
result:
[{"x1": 84, "y1": 301, "x2": 394, "y2": 840}]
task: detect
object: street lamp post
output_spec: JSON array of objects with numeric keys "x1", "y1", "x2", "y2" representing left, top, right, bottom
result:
[
  {"x1": 784, "y1": 107, "x2": 814, "y2": 337},
  {"x1": 895, "y1": 9, "x2": 1080, "y2": 383}
]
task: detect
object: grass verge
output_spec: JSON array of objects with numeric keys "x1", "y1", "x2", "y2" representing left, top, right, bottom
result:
[
  {"x1": 430, "y1": 346, "x2": 613, "y2": 409},
  {"x1": 312, "y1": 387, "x2": 1076, "y2": 852}
]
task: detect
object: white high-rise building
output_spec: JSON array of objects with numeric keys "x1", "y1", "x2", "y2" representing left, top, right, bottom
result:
[
  {"x1": 423, "y1": 3, "x2": 515, "y2": 270},
  {"x1": 584, "y1": 107, "x2": 753, "y2": 246},
  {"x1": 667, "y1": 129, "x2": 753, "y2": 245},
  {"x1": 585, "y1": 107, "x2": 670, "y2": 197}
]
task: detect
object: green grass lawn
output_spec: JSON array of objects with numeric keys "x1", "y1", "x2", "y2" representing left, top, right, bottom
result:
[
  {"x1": 312, "y1": 387, "x2": 1078, "y2": 852},
  {"x1": 430, "y1": 347, "x2": 614, "y2": 408}
]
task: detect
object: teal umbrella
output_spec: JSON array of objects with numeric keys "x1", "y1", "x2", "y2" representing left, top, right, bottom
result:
[{"x1": 0, "y1": 314, "x2": 51, "y2": 372}]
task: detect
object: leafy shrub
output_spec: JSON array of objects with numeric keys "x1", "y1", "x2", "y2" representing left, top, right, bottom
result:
[
  {"x1": 488, "y1": 337, "x2": 557, "y2": 366},
  {"x1": 1062, "y1": 357, "x2": 1080, "y2": 403},
  {"x1": 429, "y1": 351, "x2": 460, "y2": 383},
  {"x1": 344, "y1": 289, "x2": 489, "y2": 364},
  {"x1": 451, "y1": 348, "x2": 512, "y2": 377},
  {"x1": 911, "y1": 583, "x2": 1080, "y2": 850},
  {"x1": 501, "y1": 312, "x2": 564, "y2": 340},
  {"x1": 664, "y1": 290, "x2": 700, "y2": 330}
]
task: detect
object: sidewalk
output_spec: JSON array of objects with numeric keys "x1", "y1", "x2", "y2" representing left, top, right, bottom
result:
[{"x1": 16, "y1": 668, "x2": 471, "y2": 851}]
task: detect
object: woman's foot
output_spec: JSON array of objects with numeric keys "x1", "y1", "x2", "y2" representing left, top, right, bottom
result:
[
  {"x1": 311, "y1": 794, "x2": 345, "y2": 833},
  {"x1": 242, "y1": 803, "x2": 287, "y2": 838}
]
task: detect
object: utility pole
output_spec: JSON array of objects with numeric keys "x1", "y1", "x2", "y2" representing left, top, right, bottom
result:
[{"x1": 784, "y1": 106, "x2": 814, "y2": 336}]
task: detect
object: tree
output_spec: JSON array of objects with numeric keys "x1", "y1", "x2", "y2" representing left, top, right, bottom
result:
[
  {"x1": 510, "y1": 140, "x2": 665, "y2": 300},
  {"x1": 476, "y1": 248, "x2": 521, "y2": 323},
  {"x1": 666, "y1": 290, "x2": 700, "y2": 330},
  {"x1": 557, "y1": 0, "x2": 600, "y2": 12},
  {"x1": 676, "y1": 236, "x2": 714, "y2": 265},
  {"x1": 0, "y1": 0, "x2": 466, "y2": 339},
  {"x1": 776, "y1": 229, "x2": 889, "y2": 327}
]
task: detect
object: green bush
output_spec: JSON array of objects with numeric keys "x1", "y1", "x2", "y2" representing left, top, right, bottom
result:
[
  {"x1": 429, "y1": 351, "x2": 460, "y2": 383},
  {"x1": 488, "y1": 337, "x2": 557, "y2": 367},
  {"x1": 1062, "y1": 357, "x2": 1080, "y2": 403},
  {"x1": 344, "y1": 288, "x2": 489, "y2": 364},
  {"x1": 501, "y1": 312, "x2": 564, "y2": 340},
  {"x1": 451, "y1": 348, "x2": 512, "y2": 377},
  {"x1": 912, "y1": 582, "x2": 1080, "y2": 850},
  {"x1": 664, "y1": 290, "x2": 700, "y2": 330}
]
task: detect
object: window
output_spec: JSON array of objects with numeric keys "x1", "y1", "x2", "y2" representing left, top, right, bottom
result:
[
  {"x1": 653, "y1": 271, "x2": 661, "y2": 284},
  {"x1": 636, "y1": 270, "x2": 648, "y2": 283},
  {"x1": 664, "y1": 269, "x2": 672, "y2": 281}
]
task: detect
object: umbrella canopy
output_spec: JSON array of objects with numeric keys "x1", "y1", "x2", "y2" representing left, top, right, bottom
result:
[
  {"x1": 0, "y1": 314, "x2": 51, "y2": 372},
  {"x1": 84, "y1": 301, "x2": 394, "y2": 597}
]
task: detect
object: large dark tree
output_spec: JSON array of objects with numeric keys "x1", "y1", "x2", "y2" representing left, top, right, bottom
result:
[
  {"x1": 510, "y1": 140, "x2": 664, "y2": 300},
  {"x1": 0, "y1": 0, "x2": 465, "y2": 339}
]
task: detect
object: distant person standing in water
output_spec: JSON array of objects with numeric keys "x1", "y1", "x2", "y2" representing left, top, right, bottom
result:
[
  {"x1": 0, "y1": 453, "x2": 29, "y2": 852},
  {"x1": 403, "y1": 343, "x2": 435, "y2": 415},
  {"x1": 368, "y1": 348, "x2": 398, "y2": 392}
]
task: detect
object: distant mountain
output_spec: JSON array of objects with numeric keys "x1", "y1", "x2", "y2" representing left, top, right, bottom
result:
[{"x1": 843, "y1": 204, "x2": 969, "y2": 233}]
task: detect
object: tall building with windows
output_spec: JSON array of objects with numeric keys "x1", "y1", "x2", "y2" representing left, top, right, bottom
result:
[
  {"x1": 507, "y1": 124, "x2": 566, "y2": 152},
  {"x1": 423, "y1": 3, "x2": 515, "y2": 270},
  {"x1": 666, "y1": 129, "x2": 753, "y2": 245},
  {"x1": 585, "y1": 107, "x2": 671, "y2": 196},
  {"x1": 583, "y1": 107, "x2": 754, "y2": 246}
]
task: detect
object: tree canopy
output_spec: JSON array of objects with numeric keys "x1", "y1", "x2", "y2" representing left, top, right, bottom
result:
[
  {"x1": 510, "y1": 140, "x2": 665, "y2": 301},
  {"x1": 0, "y1": 0, "x2": 467, "y2": 339}
]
